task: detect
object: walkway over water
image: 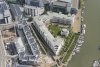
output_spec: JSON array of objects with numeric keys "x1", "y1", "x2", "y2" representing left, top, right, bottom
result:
[{"x1": 68, "y1": 0, "x2": 100, "y2": 67}]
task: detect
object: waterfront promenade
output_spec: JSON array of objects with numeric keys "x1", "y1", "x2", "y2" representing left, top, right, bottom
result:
[{"x1": 68, "y1": 0, "x2": 100, "y2": 67}]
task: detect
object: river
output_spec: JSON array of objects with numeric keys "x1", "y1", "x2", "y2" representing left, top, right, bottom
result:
[{"x1": 68, "y1": 0, "x2": 100, "y2": 67}]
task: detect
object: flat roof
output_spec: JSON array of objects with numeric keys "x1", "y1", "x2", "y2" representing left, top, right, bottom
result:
[
  {"x1": 16, "y1": 20, "x2": 39, "y2": 61},
  {"x1": 53, "y1": 1, "x2": 67, "y2": 7},
  {"x1": 15, "y1": 37, "x2": 25, "y2": 53},
  {"x1": 60, "y1": 0, "x2": 71, "y2": 3},
  {"x1": 0, "y1": 1, "x2": 9, "y2": 16},
  {"x1": 20, "y1": 20, "x2": 39, "y2": 58},
  {"x1": 47, "y1": 12, "x2": 75, "y2": 20},
  {"x1": 27, "y1": 0, "x2": 44, "y2": 7},
  {"x1": 0, "y1": 2, "x2": 8, "y2": 11},
  {"x1": 71, "y1": 0, "x2": 79, "y2": 8},
  {"x1": 10, "y1": 4, "x2": 22, "y2": 17}
]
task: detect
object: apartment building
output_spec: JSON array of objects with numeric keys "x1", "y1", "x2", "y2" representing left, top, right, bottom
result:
[{"x1": 24, "y1": 0, "x2": 44, "y2": 16}]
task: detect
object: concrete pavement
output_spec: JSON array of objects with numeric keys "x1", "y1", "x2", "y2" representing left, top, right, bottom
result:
[{"x1": 0, "y1": 30, "x2": 6, "y2": 67}]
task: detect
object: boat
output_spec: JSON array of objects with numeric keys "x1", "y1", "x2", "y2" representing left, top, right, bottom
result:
[
  {"x1": 77, "y1": 44, "x2": 83, "y2": 47},
  {"x1": 73, "y1": 47, "x2": 80, "y2": 53},
  {"x1": 82, "y1": 24, "x2": 86, "y2": 30},
  {"x1": 72, "y1": 51, "x2": 76, "y2": 56},
  {"x1": 92, "y1": 60, "x2": 99, "y2": 67},
  {"x1": 82, "y1": 29, "x2": 85, "y2": 34},
  {"x1": 77, "y1": 39, "x2": 84, "y2": 44}
]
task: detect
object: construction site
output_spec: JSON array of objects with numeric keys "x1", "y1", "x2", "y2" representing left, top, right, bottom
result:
[{"x1": 2, "y1": 27, "x2": 17, "y2": 56}]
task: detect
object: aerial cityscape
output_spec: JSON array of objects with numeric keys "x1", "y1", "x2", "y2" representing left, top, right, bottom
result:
[{"x1": 0, "y1": 0, "x2": 99, "y2": 67}]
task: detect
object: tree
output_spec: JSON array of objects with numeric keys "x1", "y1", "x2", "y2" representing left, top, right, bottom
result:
[{"x1": 27, "y1": 17, "x2": 33, "y2": 22}]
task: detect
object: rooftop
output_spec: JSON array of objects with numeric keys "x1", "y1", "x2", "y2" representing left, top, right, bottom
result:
[
  {"x1": 56, "y1": 0, "x2": 79, "y2": 9},
  {"x1": 10, "y1": 4, "x2": 22, "y2": 17},
  {"x1": 52, "y1": 1, "x2": 68, "y2": 7},
  {"x1": 0, "y1": 1, "x2": 8, "y2": 12},
  {"x1": 59, "y1": 0, "x2": 71, "y2": 3},
  {"x1": 47, "y1": 12, "x2": 75, "y2": 19},
  {"x1": 15, "y1": 37, "x2": 25, "y2": 53},
  {"x1": 0, "y1": 1, "x2": 10, "y2": 23},
  {"x1": 26, "y1": 0, "x2": 44, "y2": 7},
  {"x1": 13, "y1": 64, "x2": 32, "y2": 67},
  {"x1": 18, "y1": 20, "x2": 39, "y2": 60}
]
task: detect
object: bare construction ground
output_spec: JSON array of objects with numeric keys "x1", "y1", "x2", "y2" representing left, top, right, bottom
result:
[{"x1": 72, "y1": 10, "x2": 81, "y2": 33}]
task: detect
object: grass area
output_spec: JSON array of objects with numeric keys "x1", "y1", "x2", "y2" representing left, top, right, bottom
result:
[
  {"x1": 52, "y1": 64, "x2": 58, "y2": 67},
  {"x1": 62, "y1": 36, "x2": 76, "y2": 63},
  {"x1": 49, "y1": 24, "x2": 60, "y2": 37},
  {"x1": 79, "y1": 0, "x2": 84, "y2": 8},
  {"x1": 59, "y1": 32, "x2": 74, "y2": 56},
  {"x1": 59, "y1": 32, "x2": 79, "y2": 63},
  {"x1": 41, "y1": 10, "x2": 47, "y2": 15}
]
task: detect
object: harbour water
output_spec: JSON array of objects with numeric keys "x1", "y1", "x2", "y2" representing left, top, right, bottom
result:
[{"x1": 68, "y1": 0, "x2": 100, "y2": 67}]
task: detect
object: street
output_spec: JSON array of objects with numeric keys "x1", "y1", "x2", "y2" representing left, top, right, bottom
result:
[{"x1": 0, "y1": 30, "x2": 6, "y2": 67}]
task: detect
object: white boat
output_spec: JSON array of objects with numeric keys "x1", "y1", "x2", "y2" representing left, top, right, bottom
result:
[
  {"x1": 77, "y1": 44, "x2": 83, "y2": 47},
  {"x1": 73, "y1": 47, "x2": 80, "y2": 53},
  {"x1": 92, "y1": 60, "x2": 99, "y2": 67},
  {"x1": 81, "y1": 17, "x2": 83, "y2": 22},
  {"x1": 72, "y1": 51, "x2": 76, "y2": 56},
  {"x1": 77, "y1": 40, "x2": 84, "y2": 44},
  {"x1": 82, "y1": 11, "x2": 84, "y2": 14},
  {"x1": 82, "y1": 24, "x2": 86, "y2": 30},
  {"x1": 82, "y1": 29, "x2": 85, "y2": 34},
  {"x1": 76, "y1": 47, "x2": 80, "y2": 50}
]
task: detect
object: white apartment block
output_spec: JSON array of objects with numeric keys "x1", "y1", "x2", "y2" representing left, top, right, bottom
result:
[
  {"x1": 24, "y1": 5, "x2": 44, "y2": 16},
  {"x1": 47, "y1": 12, "x2": 75, "y2": 25},
  {"x1": 60, "y1": 0, "x2": 79, "y2": 9},
  {"x1": 32, "y1": 12, "x2": 75, "y2": 55},
  {"x1": 52, "y1": 0, "x2": 79, "y2": 13},
  {"x1": 24, "y1": 0, "x2": 44, "y2": 16},
  {"x1": 33, "y1": 16, "x2": 64, "y2": 55}
]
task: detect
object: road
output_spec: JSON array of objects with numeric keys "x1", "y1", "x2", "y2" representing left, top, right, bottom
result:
[
  {"x1": 0, "y1": 30, "x2": 6, "y2": 67},
  {"x1": 68, "y1": 0, "x2": 100, "y2": 67}
]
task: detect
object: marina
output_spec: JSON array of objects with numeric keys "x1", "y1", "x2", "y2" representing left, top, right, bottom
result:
[
  {"x1": 72, "y1": 23, "x2": 86, "y2": 55},
  {"x1": 68, "y1": 0, "x2": 100, "y2": 67},
  {"x1": 92, "y1": 60, "x2": 100, "y2": 67}
]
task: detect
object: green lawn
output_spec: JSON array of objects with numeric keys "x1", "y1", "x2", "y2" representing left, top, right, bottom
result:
[
  {"x1": 59, "y1": 32, "x2": 79, "y2": 63},
  {"x1": 49, "y1": 25, "x2": 60, "y2": 37},
  {"x1": 79, "y1": 0, "x2": 84, "y2": 8}
]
